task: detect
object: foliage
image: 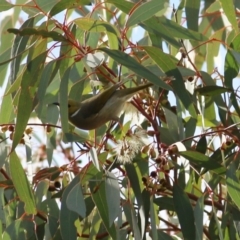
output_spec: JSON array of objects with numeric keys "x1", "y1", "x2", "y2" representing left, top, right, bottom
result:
[{"x1": 0, "y1": 0, "x2": 240, "y2": 239}]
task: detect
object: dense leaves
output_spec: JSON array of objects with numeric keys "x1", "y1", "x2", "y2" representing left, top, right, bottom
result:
[{"x1": 0, "y1": 0, "x2": 240, "y2": 239}]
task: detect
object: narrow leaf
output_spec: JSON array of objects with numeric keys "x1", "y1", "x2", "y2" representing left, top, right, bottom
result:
[
  {"x1": 226, "y1": 162, "x2": 240, "y2": 209},
  {"x1": 89, "y1": 147, "x2": 100, "y2": 172},
  {"x1": 60, "y1": 176, "x2": 79, "y2": 240},
  {"x1": 219, "y1": 0, "x2": 238, "y2": 32},
  {"x1": 140, "y1": 189, "x2": 150, "y2": 238},
  {"x1": 149, "y1": 197, "x2": 158, "y2": 240},
  {"x1": 105, "y1": 171, "x2": 120, "y2": 226},
  {"x1": 224, "y1": 50, "x2": 239, "y2": 88},
  {"x1": 173, "y1": 184, "x2": 195, "y2": 240},
  {"x1": 0, "y1": 0, "x2": 13, "y2": 12},
  {"x1": 107, "y1": 0, "x2": 133, "y2": 13},
  {"x1": 185, "y1": 0, "x2": 200, "y2": 31},
  {"x1": 195, "y1": 86, "x2": 231, "y2": 96},
  {"x1": 3, "y1": 219, "x2": 35, "y2": 239},
  {"x1": 194, "y1": 196, "x2": 204, "y2": 240},
  {"x1": 125, "y1": 164, "x2": 143, "y2": 206},
  {"x1": 89, "y1": 172, "x2": 117, "y2": 239},
  {"x1": 75, "y1": 18, "x2": 119, "y2": 51},
  {"x1": 12, "y1": 52, "x2": 47, "y2": 151},
  {"x1": 100, "y1": 48, "x2": 172, "y2": 90},
  {"x1": 0, "y1": 89, "x2": 13, "y2": 124},
  {"x1": 142, "y1": 16, "x2": 208, "y2": 42},
  {"x1": 66, "y1": 182, "x2": 86, "y2": 218},
  {"x1": 9, "y1": 17, "x2": 34, "y2": 85},
  {"x1": 127, "y1": 0, "x2": 166, "y2": 27},
  {"x1": 7, "y1": 28, "x2": 67, "y2": 42},
  {"x1": 196, "y1": 136, "x2": 207, "y2": 154},
  {"x1": 143, "y1": 46, "x2": 197, "y2": 118},
  {"x1": 179, "y1": 151, "x2": 226, "y2": 174},
  {"x1": 49, "y1": 0, "x2": 90, "y2": 17},
  {"x1": 59, "y1": 67, "x2": 71, "y2": 133},
  {"x1": 154, "y1": 196, "x2": 175, "y2": 211},
  {"x1": 9, "y1": 152, "x2": 36, "y2": 215}
]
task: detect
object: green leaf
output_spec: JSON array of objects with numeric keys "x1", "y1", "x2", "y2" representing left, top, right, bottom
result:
[
  {"x1": 127, "y1": 0, "x2": 167, "y2": 27},
  {"x1": 195, "y1": 136, "x2": 207, "y2": 154},
  {"x1": 154, "y1": 196, "x2": 175, "y2": 211},
  {"x1": 0, "y1": 0, "x2": 13, "y2": 12},
  {"x1": 149, "y1": 197, "x2": 158, "y2": 240},
  {"x1": 203, "y1": 96, "x2": 217, "y2": 123},
  {"x1": 59, "y1": 67, "x2": 71, "y2": 133},
  {"x1": 79, "y1": 162, "x2": 99, "y2": 185},
  {"x1": 9, "y1": 151, "x2": 36, "y2": 215},
  {"x1": 186, "y1": 0, "x2": 200, "y2": 31},
  {"x1": 179, "y1": 151, "x2": 226, "y2": 174},
  {"x1": 45, "y1": 215, "x2": 59, "y2": 239},
  {"x1": 7, "y1": 28, "x2": 67, "y2": 42},
  {"x1": 226, "y1": 162, "x2": 240, "y2": 209},
  {"x1": 143, "y1": 46, "x2": 197, "y2": 118},
  {"x1": 35, "y1": 180, "x2": 49, "y2": 207},
  {"x1": 142, "y1": 16, "x2": 208, "y2": 43},
  {"x1": 231, "y1": 33, "x2": 240, "y2": 52},
  {"x1": 173, "y1": 184, "x2": 196, "y2": 240},
  {"x1": 195, "y1": 85, "x2": 231, "y2": 96},
  {"x1": 12, "y1": 51, "x2": 47, "y2": 151},
  {"x1": 107, "y1": 0, "x2": 133, "y2": 13},
  {"x1": 140, "y1": 189, "x2": 150, "y2": 238},
  {"x1": 89, "y1": 209, "x2": 101, "y2": 238},
  {"x1": 105, "y1": 171, "x2": 120, "y2": 226},
  {"x1": 122, "y1": 202, "x2": 141, "y2": 239},
  {"x1": 184, "y1": 115, "x2": 218, "y2": 128},
  {"x1": 35, "y1": 61, "x2": 57, "y2": 118},
  {"x1": 75, "y1": 18, "x2": 119, "y2": 51},
  {"x1": 66, "y1": 182, "x2": 86, "y2": 218},
  {"x1": 206, "y1": 1, "x2": 221, "y2": 13},
  {"x1": 224, "y1": 50, "x2": 239, "y2": 88},
  {"x1": 89, "y1": 172, "x2": 117, "y2": 239},
  {"x1": 34, "y1": 0, "x2": 59, "y2": 13},
  {"x1": 89, "y1": 147, "x2": 101, "y2": 172},
  {"x1": 209, "y1": 214, "x2": 220, "y2": 239},
  {"x1": 100, "y1": 48, "x2": 172, "y2": 90},
  {"x1": 184, "y1": 117, "x2": 197, "y2": 147},
  {"x1": 163, "y1": 107, "x2": 180, "y2": 141},
  {"x1": 0, "y1": 189, "x2": 6, "y2": 228},
  {"x1": 194, "y1": 196, "x2": 204, "y2": 240},
  {"x1": 84, "y1": 196, "x2": 95, "y2": 219},
  {"x1": 125, "y1": 164, "x2": 143, "y2": 206},
  {"x1": 0, "y1": 88, "x2": 14, "y2": 124},
  {"x1": 49, "y1": 0, "x2": 90, "y2": 17},
  {"x1": 13, "y1": 87, "x2": 32, "y2": 150},
  {"x1": 3, "y1": 219, "x2": 36, "y2": 239},
  {"x1": 60, "y1": 176, "x2": 79, "y2": 240},
  {"x1": 9, "y1": 17, "x2": 34, "y2": 85},
  {"x1": 219, "y1": 0, "x2": 238, "y2": 32}
]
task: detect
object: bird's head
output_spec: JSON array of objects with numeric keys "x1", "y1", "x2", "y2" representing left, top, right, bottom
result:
[
  {"x1": 67, "y1": 99, "x2": 81, "y2": 117},
  {"x1": 53, "y1": 99, "x2": 81, "y2": 117}
]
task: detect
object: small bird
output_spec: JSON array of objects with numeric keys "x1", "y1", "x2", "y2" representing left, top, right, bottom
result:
[{"x1": 55, "y1": 82, "x2": 152, "y2": 130}]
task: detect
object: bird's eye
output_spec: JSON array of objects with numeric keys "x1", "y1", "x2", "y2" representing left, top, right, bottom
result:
[{"x1": 68, "y1": 104, "x2": 71, "y2": 108}]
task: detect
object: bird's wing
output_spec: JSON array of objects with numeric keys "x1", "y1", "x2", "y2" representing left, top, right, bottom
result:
[{"x1": 79, "y1": 83, "x2": 122, "y2": 119}]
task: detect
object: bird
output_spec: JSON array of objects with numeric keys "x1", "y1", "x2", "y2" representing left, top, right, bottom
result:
[{"x1": 54, "y1": 82, "x2": 152, "y2": 130}]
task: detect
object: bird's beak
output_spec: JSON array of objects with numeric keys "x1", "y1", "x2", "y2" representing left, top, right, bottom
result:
[{"x1": 52, "y1": 102, "x2": 60, "y2": 106}]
